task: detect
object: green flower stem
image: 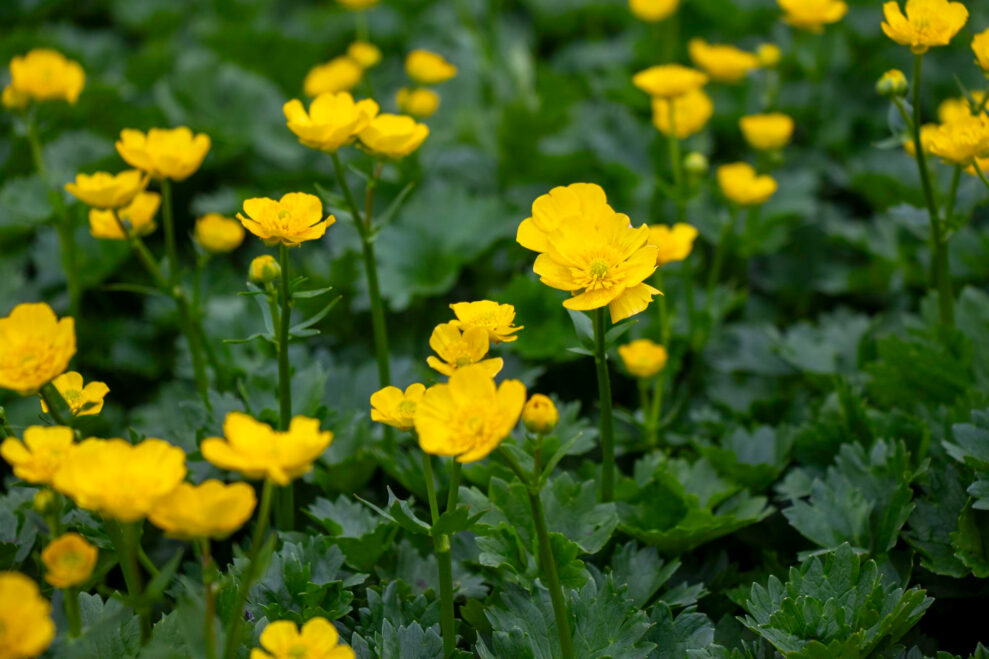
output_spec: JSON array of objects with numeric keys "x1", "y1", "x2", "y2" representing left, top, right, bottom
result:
[
  {"x1": 654, "y1": 269, "x2": 670, "y2": 347},
  {"x1": 666, "y1": 106, "x2": 696, "y2": 344},
  {"x1": 276, "y1": 243, "x2": 294, "y2": 531},
  {"x1": 64, "y1": 587, "x2": 82, "y2": 638},
  {"x1": 944, "y1": 165, "x2": 962, "y2": 227},
  {"x1": 199, "y1": 539, "x2": 218, "y2": 659},
  {"x1": 975, "y1": 160, "x2": 989, "y2": 192},
  {"x1": 645, "y1": 374, "x2": 664, "y2": 448},
  {"x1": 355, "y1": 9, "x2": 370, "y2": 42},
  {"x1": 137, "y1": 546, "x2": 160, "y2": 578},
  {"x1": 706, "y1": 207, "x2": 737, "y2": 301},
  {"x1": 446, "y1": 460, "x2": 462, "y2": 511},
  {"x1": 39, "y1": 382, "x2": 73, "y2": 427},
  {"x1": 593, "y1": 308, "x2": 616, "y2": 502},
  {"x1": 108, "y1": 520, "x2": 149, "y2": 641},
  {"x1": 0, "y1": 408, "x2": 12, "y2": 439},
  {"x1": 421, "y1": 453, "x2": 456, "y2": 656},
  {"x1": 160, "y1": 178, "x2": 180, "y2": 286},
  {"x1": 192, "y1": 254, "x2": 224, "y2": 387}
]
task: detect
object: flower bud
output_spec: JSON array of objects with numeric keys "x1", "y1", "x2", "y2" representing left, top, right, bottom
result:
[
  {"x1": 684, "y1": 152, "x2": 709, "y2": 177},
  {"x1": 42, "y1": 532, "x2": 98, "y2": 588},
  {"x1": 618, "y1": 339, "x2": 668, "y2": 379},
  {"x1": 249, "y1": 254, "x2": 281, "y2": 285},
  {"x1": 33, "y1": 489, "x2": 57, "y2": 516},
  {"x1": 522, "y1": 394, "x2": 558, "y2": 435},
  {"x1": 876, "y1": 70, "x2": 908, "y2": 99},
  {"x1": 757, "y1": 44, "x2": 781, "y2": 68}
]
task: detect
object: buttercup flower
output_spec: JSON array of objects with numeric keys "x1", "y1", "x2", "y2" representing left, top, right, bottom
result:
[
  {"x1": 65, "y1": 170, "x2": 146, "y2": 209},
  {"x1": 717, "y1": 163, "x2": 778, "y2": 206},
  {"x1": 688, "y1": 39, "x2": 759, "y2": 83},
  {"x1": 975, "y1": 29, "x2": 989, "y2": 74},
  {"x1": 1, "y1": 426, "x2": 74, "y2": 485},
  {"x1": 370, "y1": 383, "x2": 426, "y2": 431},
  {"x1": 618, "y1": 339, "x2": 669, "y2": 379},
  {"x1": 415, "y1": 365, "x2": 527, "y2": 463},
  {"x1": 757, "y1": 43, "x2": 782, "y2": 68},
  {"x1": 522, "y1": 394, "x2": 559, "y2": 435},
  {"x1": 739, "y1": 113, "x2": 795, "y2": 151},
  {"x1": 876, "y1": 69, "x2": 909, "y2": 98},
  {"x1": 633, "y1": 64, "x2": 708, "y2": 98},
  {"x1": 516, "y1": 182, "x2": 615, "y2": 254},
  {"x1": 2, "y1": 85, "x2": 29, "y2": 110},
  {"x1": 358, "y1": 114, "x2": 430, "y2": 159},
  {"x1": 116, "y1": 128, "x2": 211, "y2": 181},
  {"x1": 8, "y1": 49, "x2": 85, "y2": 105},
  {"x1": 652, "y1": 89, "x2": 714, "y2": 138},
  {"x1": 684, "y1": 152, "x2": 709, "y2": 176},
  {"x1": 88, "y1": 191, "x2": 161, "y2": 240},
  {"x1": 41, "y1": 533, "x2": 97, "y2": 589},
  {"x1": 396, "y1": 87, "x2": 441, "y2": 118},
  {"x1": 201, "y1": 412, "x2": 334, "y2": 485},
  {"x1": 348, "y1": 41, "x2": 382, "y2": 69},
  {"x1": 778, "y1": 0, "x2": 848, "y2": 32},
  {"x1": 252, "y1": 618, "x2": 355, "y2": 659},
  {"x1": 881, "y1": 0, "x2": 968, "y2": 54},
  {"x1": 629, "y1": 0, "x2": 679, "y2": 22},
  {"x1": 0, "y1": 303, "x2": 75, "y2": 395},
  {"x1": 449, "y1": 300, "x2": 523, "y2": 343},
  {"x1": 40, "y1": 372, "x2": 109, "y2": 416},
  {"x1": 904, "y1": 123, "x2": 938, "y2": 156},
  {"x1": 405, "y1": 50, "x2": 457, "y2": 85},
  {"x1": 304, "y1": 57, "x2": 363, "y2": 97},
  {"x1": 194, "y1": 213, "x2": 245, "y2": 253},
  {"x1": 53, "y1": 438, "x2": 187, "y2": 522},
  {"x1": 928, "y1": 115, "x2": 989, "y2": 165},
  {"x1": 284, "y1": 92, "x2": 379, "y2": 152},
  {"x1": 0, "y1": 572, "x2": 55, "y2": 659},
  {"x1": 938, "y1": 95, "x2": 983, "y2": 125},
  {"x1": 337, "y1": 0, "x2": 378, "y2": 9},
  {"x1": 149, "y1": 480, "x2": 257, "y2": 540},
  {"x1": 427, "y1": 322, "x2": 504, "y2": 377},
  {"x1": 249, "y1": 255, "x2": 282, "y2": 284},
  {"x1": 648, "y1": 223, "x2": 698, "y2": 266},
  {"x1": 238, "y1": 192, "x2": 334, "y2": 247}
]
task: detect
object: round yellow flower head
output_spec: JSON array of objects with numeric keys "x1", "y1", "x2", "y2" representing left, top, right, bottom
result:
[
  {"x1": 116, "y1": 127, "x2": 211, "y2": 181},
  {"x1": 370, "y1": 383, "x2": 426, "y2": 431},
  {"x1": 876, "y1": 69, "x2": 909, "y2": 98},
  {"x1": 427, "y1": 322, "x2": 504, "y2": 378},
  {"x1": 618, "y1": 339, "x2": 669, "y2": 379},
  {"x1": 975, "y1": 29, "x2": 989, "y2": 75},
  {"x1": 249, "y1": 254, "x2": 282, "y2": 284},
  {"x1": 739, "y1": 113, "x2": 795, "y2": 151},
  {"x1": 0, "y1": 302, "x2": 75, "y2": 395},
  {"x1": 348, "y1": 41, "x2": 382, "y2": 69},
  {"x1": 8, "y1": 49, "x2": 85, "y2": 105},
  {"x1": 415, "y1": 364, "x2": 527, "y2": 463},
  {"x1": 89, "y1": 191, "x2": 161, "y2": 240},
  {"x1": 688, "y1": 39, "x2": 759, "y2": 84},
  {"x1": 522, "y1": 394, "x2": 559, "y2": 435},
  {"x1": 1, "y1": 426, "x2": 74, "y2": 485},
  {"x1": 53, "y1": 438, "x2": 187, "y2": 522},
  {"x1": 928, "y1": 115, "x2": 989, "y2": 165},
  {"x1": 201, "y1": 412, "x2": 334, "y2": 485},
  {"x1": 358, "y1": 114, "x2": 430, "y2": 159},
  {"x1": 65, "y1": 170, "x2": 147, "y2": 210},
  {"x1": 633, "y1": 64, "x2": 708, "y2": 98},
  {"x1": 238, "y1": 192, "x2": 335, "y2": 247},
  {"x1": 881, "y1": 0, "x2": 968, "y2": 54},
  {"x1": 684, "y1": 152, "x2": 709, "y2": 176},
  {"x1": 717, "y1": 163, "x2": 778, "y2": 206},
  {"x1": 284, "y1": 92, "x2": 380, "y2": 152},
  {"x1": 648, "y1": 223, "x2": 698, "y2": 266},
  {"x1": 628, "y1": 0, "x2": 679, "y2": 22},
  {"x1": 517, "y1": 182, "x2": 616, "y2": 254},
  {"x1": 149, "y1": 480, "x2": 257, "y2": 540},
  {"x1": 194, "y1": 213, "x2": 246, "y2": 253},
  {"x1": 304, "y1": 57, "x2": 364, "y2": 97},
  {"x1": 778, "y1": 0, "x2": 848, "y2": 32},
  {"x1": 405, "y1": 50, "x2": 458, "y2": 85},
  {"x1": 449, "y1": 300, "x2": 523, "y2": 344},
  {"x1": 0, "y1": 572, "x2": 55, "y2": 658},
  {"x1": 757, "y1": 43, "x2": 782, "y2": 68},
  {"x1": 938, "y1": 95, "x2": 984, "y2": 125},
  {"x1": 396, "y1": 87, "x2": 441, "y2": 118},
  {"x1": 253, "y1": 618, "x2": 356, "y2": 659},
  {"x1": 42, "y1": 532, "x2": 98, "y2": 589},
  {"x1": 40, "y1": 372, "x2": 109, "y2": 416},
  {"x1": 337, "y1": 0, "x2": 378, "y2": 9},
  {"x1": 2, "y1": 85, "x2": 29, "y2": 110},
  {"x1": 652, "y1": 89, "x2": 714, "y2": 139}
]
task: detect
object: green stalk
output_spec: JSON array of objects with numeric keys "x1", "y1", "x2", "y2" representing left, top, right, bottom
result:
[
  {"x1": 39, "y1": 383, "x2": 73, "y2": 427},
  {"x1": 108, "y1": 521, "x2": 149, "y2": 641},
  {"x1": 446, "y1": 461, "x2": 462, "y2": 511},
  {"x1": 160, "y1": 178, "x2": 180, "y2": 286},
  {"x1": 199, "y1": 539, "x2": 218, "y2": 659},
  {"x1": 974, "y1": 160, "x2": 989, "y2": 191},
  {"x1": 276, "y1": 243, "x2": 294, "y2": 531},
  {"x1": 645, "y1": 374, "x2": 664, "y2": 448},
  {"x1": 654, "y1": 269, "x2": 670, "y2": 347},
  {"x1": 421, "y1": 453, "x2": 455, "y2": 656},
  {"x1": 593, "y1": 308, "x2": 616, "y2": 501},
  {"x1": 706, "y1": 207, "x2": 737, "y2": 300},
  {"x1": 666, "y1": 104, "x2": 695, "y2": 343},
  {"x1": 0, "y1": 408, "x2": 12, "y2": 439},
  {"x1": 64, "y1": 588, "x2": 82, "y2": 637}
]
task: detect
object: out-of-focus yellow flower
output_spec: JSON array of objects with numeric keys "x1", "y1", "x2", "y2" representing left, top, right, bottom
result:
[
  {"x1": 370, "y1": 383, "x2": 426, "y2": 431},
  {"x1": 396, "y1": 87, "x2": 440, "y2": 118},
  {"x1": 358, "y1": 114, "x2": 430, "y2": 159},
  {"x1": 8, "y1": 49, "x2": 85, "y2": 105},
  {"x1": 633, "y1": 64, "x2": 708, "y2": 98},
  {"x1": 876, "y1": 69, "x2": 909, "y2": 98},
  {"x1": 449, "y1": 300, "x2": 522, "y2": 343},
  {"x1": 688, "y1": 39, "x2": 759, "y2": 83},
  {"x1": 1, "y1": 426, "x2": 74, "y2": 485},
  {"x1": 618, "y1": 339, "x2": 668, "y2": 379},
  {"x1": 648, "y1": 223, "x2": 698, "y2": 266},
  {"x1": 238, "y1": 192, "x2": 334, "y2": 247},
  {"x1": 522, "y1": 394, "x2": 558, "y2": 435},
  {"x1": 652, "y1": 89, "x2": 714, "y2": 139},
  {"x1": 116, "y1": 128, "x2": 211, "y2": 181},
  {"x1": 194, "y1": 213, "x2": 245, "y2": 253},
  {"x1": 778, "y1": 0, "x2": 848, "y2": 32},
  {"x1": 33, "y1": 489, "x2": 57, "y2": 516},
  {"x1": 928, "y1": 115, "x2": 989, "y2": 165},
  {"x1": 41, "y1": 533, "x2": 97, "y2": 589},
  {"x1": 0, "y1": 303, "x2": 75, "y2": 396},
  {"x1": 904, "y1": 123, "x2": 938, "y2": 156},
  {"x1": 284, "y1": 92, "x2": 379, "y2": 152},
  {"x1": 53, "y1": 438, "x2": 187, "y2": 522},
  {"x1": 88, "y1": 191, "x2": 161, "y2": 240},
  {"x1": 0, "y1": 572, "x2": 55, "y2": 658},
  {"x1": 337, "y1": 0, "x2": 378, "y2": 9},
  {"x1": 65, "y1": 170, "x2": 147, "y2": 210},
  {"x1": 757, "y1": 44, "x2": 782, "y2": 68},
  {"x1": 405, "y1": 50, "x2": 457, "y2": 85},
  {"x1": 347, "y1": 41, "x2": 382, "y2": 69},
  {"x1": 684, "y1": 152, "x2": 709, "y2": 176},
  {"x1": 415, "y1": 365, "x2": 526, "y2": 463},
  {"x1": 938, "y1": 94, "x2": 985, "y2": 125},
  {"x1": 40, "y1": 372, "x2": 108, "y2": 416},
  {"x1": 2, "y1": 85, "x2": 29, "y2": 110},
  {"x1": 201, "y1": 412, "x2": 333, "y2": 486},
  {"x1": 975, "y1": 29, "x2": 989, "y2": 74},
  {"x1": 881, "y1": 0, "x2": 968, "y2": 54},
  {"x1": 251, "y1": 618, "x2": 356, "y2": 659},
  {"x1": 717, "y1": 163, "x2": 778, "y2": 206},
  {"x1": 739, "y1": 113, "x2": 795, "y2": 151},
  {"x1": 149, "y1": 480, "x2": 256, "y2": 540},
  {"x1": 629, "y1": 0, "x2": 679, "y2": 22},
  {"x1": 304, "y1": 57, "x2": 363, "y2": 97},
  {"x1": 249, "y1": 255, "x2": 281, "y2": 284},
  {"x1": 427, "y1": 322, "x2": 504, "y2": 377}
]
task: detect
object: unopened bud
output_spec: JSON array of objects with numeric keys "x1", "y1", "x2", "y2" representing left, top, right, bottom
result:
[
  {"x1": 684, "y1": 152, "x2": 709, "y2": 177},
  {"x1": 249, "y1": 255, "x2": 281, "y2": 285},
  {"x1": 876, "y1": 70, "x2": 908, "y2": 99},
  {"x1": 522, "y1": 394, "x2": 559, "y2": 435}
]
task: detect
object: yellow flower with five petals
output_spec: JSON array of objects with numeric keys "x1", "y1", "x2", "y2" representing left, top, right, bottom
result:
[
  {"x1": 1, "y1": 426, "x2": 75, "y2": 485},
  {"x1": 370, "y1": 383, "x2": 426, "y2": 431},
  {"x1": 40, "y1": 372, "x2": 108, "y2": 416},
  {"x1": 250, "y1": 617, "x2": 355, "y2": 659},
  {"x1": 426, "y1": 322, "x2": 504, "y2": 377},
  {"x1": 0, "y1": 303, "x2": 75, "y2": 395},
  {"x1": 115, "y1": 127, "x2": 211, "y2": 181},
  {"x1": 238, "y1": 192, "x2": 334, "y2": 247},
  {"x1": 449, "y1": 300, "x2": 523, "y2": 343},
  {"x1": 881, "y1": 0, "x2": 968, "y2": 54},
  {"x1": 284, "y1": 92, "x2": 379, "y2": 152},
  {"x1": 149, "y1": 480, "x2": 257, "y2": 540}
]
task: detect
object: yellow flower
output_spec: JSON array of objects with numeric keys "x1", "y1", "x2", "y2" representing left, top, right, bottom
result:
[
  {"x1": 396, "y1": 87, "x2": 441, "y2": 118},
  {"x1": 648, "y1": 223, "x2": 698, "y2": 266},
  {"x1": 618, "y1": 339, "x2": 669, "y2": 379},
  {"x1": 688, "y1": 39, "x2": 759, "y2": 84},
  {"x1": 0, "y1": 303, "x2": 75, "y2": 395},
  {"x1": 717, "y1": 163, "x2": 778, "y2": 206},
  {"x1": 116, "y1": 128, "x2": 211, "y2": 181},
  {"x1": 238, "y1": 192, "x2": 334, "y2": 247},
  {"x1": 757, "y1": 43, "x2": 782, "y2": 68},
  {"x1": 149, "y1": 480, "x2": 257, "y2": 540},
  {"x1": 516, "y1": 182, "x2": 615, "y2": 254},
  {"x1": 201, "y1": 412, "x2": 334, "y2": 486},
  {"x1": 938, "y1": 94, "x2": 985, "y2": 125},
  {"x1": 33, "y1": 489, "x2": 57, "y2": 515},
  {"x1": 337, "y1": 0, "x2": 378, "y2": 9},
  {"x1": 652, "y1": 89, "x2": 714, "y2": 139},
  {"x1": 194, "y1": 213, "x2": 246, "y2": 253},
  {"x1": 251, "y1": 618, "x2": 355, "y2": 659},
  {"x1": 8, "y1": 49, "x2": 85, "y2": 105},
  {"x1": 405, "y1": 50, "x2": 457, "y2": 85},
  {"x1": 41, "y1": 533, "x2": 97, "y2": 589},
  {"x1": 249, "y1": 255, "x2": 282, "y2": 284},
  {"x1": 881, "y1": 0, "x2": 968, "y2": 54},
  {"x1": 53, "y1": 438, "x2": 187, "y2": 522},
  {"x1": 449, "y1": 300, "x2": 523, "y2": 343},
  {"x1": 284, "y1": 92, "x2": 379, "y2": 152},
  {"x1": 88, "y1": 191, "x2": 161, "y2": 240},
  {"x1": 904, "y1": 122, "x2": 938, "y2": 156},
  {"x1": 876, "y1": 69, "x2": 909, "y2": 98},
  {"x1": 0, "y1": 572, "x2": 55, "y2": 659},
  {"x1": 739, "y1": 113, "x2": 795, "y2": 151},
  {"x1": 628, "y1": 0, "x2": 679, "y2": 22},
  {"x1": 347, "y1": 41, "x2": 382, "y2": 69},
  {"x1": 304, "y1": 57, "x2": 363, "y2": 97},
  {"x1": 928, "y1": 115, "x2": 989, "y2": 165},
  {"x1": 522, "y1": 394, "x2": 558, "y2": 435},
  {"x1": 778, "y1": 0, "x2": 848, "y2": 32},
  {"x1": 358, "y1": 114, "x2": 430, "y2": 159},
  {"x1": 633, "y1": 64, "x2": 708, "y2": 98},
  {"x1": 65, "y1": 170, "x2": 147, "y2": 209},
  {"x1": 976, "y1": 29, "x2": 989, "y2": 74},
  {"x1": 1, "y1": 426, "x2": 74, "y2": 485},
  {"x1": 2, "y1": 85, "x2": 29, "y2": 110},
  {"x1": 370, "y1": 383, "x2": 426, "y2": 431},
  {"x1": 684, "y1": 152, "x2": 709, "y2": 176},
  {"x1": 426, "y1": 322, "x2": 504, "y2": 377},
  {"x1": 40, "y1": 372, "x2": 109, "y2": 416},
  {"x1": 414, "y1": 365, "x2": 526, "y2": 463}
]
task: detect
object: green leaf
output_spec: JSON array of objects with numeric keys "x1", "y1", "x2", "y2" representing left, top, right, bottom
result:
[
  {"x1": 906, "y1": 462, "x2": 970, "y2": 577},
  {"x1": 951, "y1": 503, "x2": 989, "y2": 578},
  {"x1": 609, "y1": 541, "x2": 682, "y2": 609},
  {"x1": 305, "y1": 495, "x2": 397, "y2": 572},
  {"x1": 697, "y1": 425, "x2": 792, "y2": 492},
  {"x1": 542, "y1": 472, "x2": 617, "y2": 554},
  {"x1": 357, "y1": 488, "x2": 432, "y2": 536},
  {"x1": 644, "y1": 604, "x2": 716, "y2": 659},
  {"x1": 567, "y1": 308, "x2": 595, "y2": 350},
  {"x1": 53, "y1": 593, "x2": 141, "y2": 658}
]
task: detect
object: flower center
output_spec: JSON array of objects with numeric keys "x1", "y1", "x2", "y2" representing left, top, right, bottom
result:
[
  {"x1": 589, "y1": 260, "x2": 610, "y2": 279},
  {"x1": 288, "y1": 644, "x2": 308, "y2": 658},
  {"x1": 398, "y1": 400, "x2": 417, "y2": 417}
]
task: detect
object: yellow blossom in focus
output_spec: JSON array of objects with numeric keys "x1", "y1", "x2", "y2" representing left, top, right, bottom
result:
[
  {"x1": 717, "y1": 163, "x2": 778, "y2": 206},
  {"x1": 618, "y1": 339, "x2": 669, "y2": 379},
  {"x1": 739, "y1": 113, "x2": 795, "y2": 151},
  {"x1": 928, "y1": 115, "x2": 989, "y2": 165},
  {"x1": 304, "y1": 57, "x2": 363, "y2": 97},
  {"x1": 284, "y1": 92, "x2": 379, "y2": 152},
  {"x1": 88, "y1": 191, "x2": 161, "y2": 240},
  {"x1": 648, "y1": 223, "x2": 698, "y2": 266},
  {"x1": 688, "y1": 39, "x2": 759, "y2": 83},
  {"x1": 116, "y1": 128, "x2": 211, "y2": 181},
  {"x1": 449, "y1": 300, "x2": 523, "y2": 343},
  {"x1": 633, "y1": 64, "x2": 708, "y2": 98},
  {"x1": 0, "y1": 303, "x2": 75, "y2": 395},
  {"x1": 405, "y1": 50, "x2": 457, "y2": 85},
  {"x1": 757, "y1": 44, "x2": 782, "y2": 68},
  {"x1": 370, "y1": 383, "x2": 426, "y2": 431},
  {"x1": 8, "y1": 49, "x2": 85, "y2": 105},
  {"x1": 201, "y1": 412, "x2": 334, "y2": 485},
  {"x1": 516, "y1": 182, "x2": 614, "y2": 254},
  {"x1": 40, "y1": 372, "x2": 108, "y2": 416},
  {"x1": 1, "y1": 426, "x2": 74, "y2": 485},
  {"x1": 652, "y1": 89, "x2": 714, "y2": 139},
  {"x1": 975, "y1": 29, "x2": 989, "y2": 74},
  {"x1": 249, "y1": 255, "x2": 281, "y2": 284},
  {"x1": 149, "y1": 480, "x2": 257, "y2": 540},
  {"x1": 251, "y1": 618, "x2": 356, "y2": 659},
  {"x1": 41, "y1": 533, "x2": 97, "y2": 589},
  {"x1": 414, "y1": 365, "x2": 527, "y2": 463},
  {"x1": 337, "y1": 0, "x2": 378, "y2": 9},
  {"x1": 194, "y1": 213, "x2": 245, "y2": 253},
  {"x1": 2, "y1": 85, "x2": 29, "y2": 110},
  {"x1": 427, "y1": 322, "x2": 504, "y2": 377},
  {"x1": 65, "y1": 170, "x2": 147, "y2": 210},
  {"x1": 0, "y1": 572, "x2": 55, "y2": 659},
  {"x1": 881, "y1": 0, "x2": 968, "y2": 54},
  {"x1": 778, "y1": 0, "x2": 848, "y2": 32},
  {"x1": 347, "y1": 41, "x2": 382, "y2": 69},
  {"x1": 358, "y1": 114, "x2": 430, "y2": 159},
  {"x1": 238, "y1": 192, "x2": 334, "y2": 247},
  {"x1": 522, "y1": 394, "x2": 559, "y2": 435},
  {"x1": 396, "y1": 87, "x2": 440, "y2": 118},
  {"x1": 629, "y1": 0, "x2": 679, "y2": 22}
]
